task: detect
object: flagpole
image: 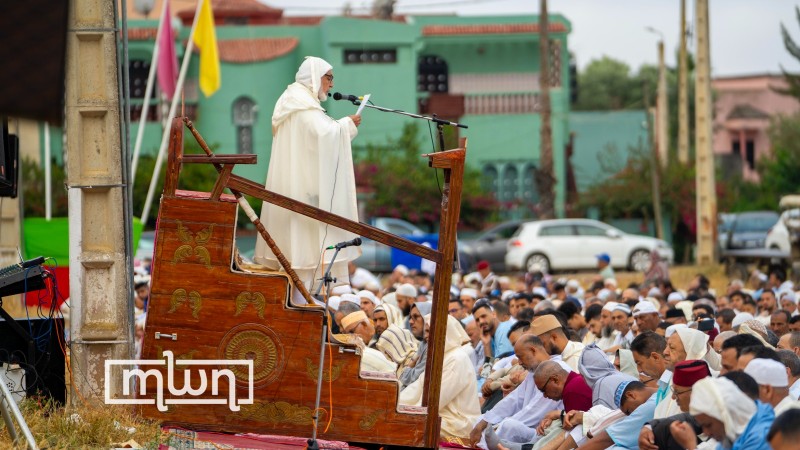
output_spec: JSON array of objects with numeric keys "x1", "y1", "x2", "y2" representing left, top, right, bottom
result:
[
  {"x1": 130, "y1": 0, "x2": 168, "y2": 190},
  {"x1": 140, "y1": 0, "x2": 204, "y2": 226}
]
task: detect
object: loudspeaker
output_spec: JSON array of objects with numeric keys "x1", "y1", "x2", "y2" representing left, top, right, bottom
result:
[
  {"x1": 0, "y1": 317, "x2": 66, "y2": 405},
  {"x1": 0, "y1": 119, "x2": 18, "y2": 198}
]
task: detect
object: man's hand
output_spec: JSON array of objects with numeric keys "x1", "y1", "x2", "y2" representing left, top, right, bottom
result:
[
  {"x1": 669, "y1": 421, "x2": 698, "y2": 450},
  {"x1": 481, "y1": 381, "x2": 495, "y2": 397},
  {"x1": 469, "y1": 420, "x2": 488, "y2": 448},
  {"x1": 562, "y1": 410, "x2": 583, "y2": 430},
  {"x1": 510, "y1": 370, "x2": 526, "y2": 384},
  {"x1": 537, "y1": 418, "x2": 552, "y2": 436},
  {"x1": 638, "y1": 426, "x2": 658, "y2": 450},
  {"x1": 349, "y1": 114, "x2": 362, "y2": 126}
]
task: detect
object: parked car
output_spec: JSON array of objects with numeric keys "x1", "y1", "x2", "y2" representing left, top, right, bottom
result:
[
  {"x1": 723, "y1": 211, "x2": 779, "y2": 250},
  {"x1": 460, "y1": 220, "x2": 529, "y2": 272},
  {"x1": 505, "y1": 218, "x2": 674, "y2": 273},
  {"x1": 356, "y1": 217, "x2": 429, "y2": 273},
  {"x1": 766, "y1": 197, "x2": 800, "y2": 253}
]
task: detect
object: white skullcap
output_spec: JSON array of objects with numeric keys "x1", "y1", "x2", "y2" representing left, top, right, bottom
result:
[
  {"x1": 605, "y1": 278, "x2": 618, "y2": 287},
  {"x1": 780, "y1": 291, "x2": 797, "y2": 303},
  {"x1": 612, "y1": 303, "x2": 632, "y2": 315},
  {"x1": 332, "y1": 284, "x2": 353, "y2": 296},
  {"x1": 498, "y1": 276, "x2": 511, "y2": 285},
  {"x1": 667, "y1": 292, "x2": 684, "y2": 303},
  {"x1": 731, "y1": 312, "x2": 754, "y2": 328},
  {"x1": 744, "y1": 358, "x2": 789, "y2": 387},
  {"x1": 602, "y1": 301, "x2": 620, "y2": 312},
  {"x1": 357, "y1": 289, "x2": 380, "y2": 305},
  {"x1": 365, "y1": 281, "x2": 381, "y2": 292},
  {"x1": 396, "y1": 283, "x2": 417, "y2": 298},
  {"x1": 501, "y1": 290, "x2": 516, "y2": 301},
  {"x1": 340, "y1": 293, "x2": 360, "y2": 306},
  {"x1": 567, "y1": 279, "x2": 581, "y2": 289},
  {"x1": 632, "y1": 301, "x2": 659, "y2": 317},
  {"x1": 393, "y1": 264, "x2": 409, "y2": 276},
  {"x1": 460, "y1": 287, "x2": 478, "y2": 299},
  {"x1": 532, "y1": 287, "x2": 549, "y2": 298},
  {"x1": 665, "y1": 323, "x2": 687, "y2": 337},
  {"x1": 598, "y1": 289, "x2": 612, "y2": 301},
  {"x1": 327, "y1": 296, "x2": 341, "y2": 311},
  {"x1": 647, "y1": 287, "x2": 663, "y2": 297}
]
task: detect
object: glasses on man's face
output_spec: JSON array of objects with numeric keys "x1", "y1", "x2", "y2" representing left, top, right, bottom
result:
[
  {"x1": 537, "y1": 376, "x2": 554, "y2": 393},
  {"x1": 324, "y1": 74, "x2": 334, "y2": 82},
  {"x1": 672, "y1": 387, "x2": 692, "y2": 399}
]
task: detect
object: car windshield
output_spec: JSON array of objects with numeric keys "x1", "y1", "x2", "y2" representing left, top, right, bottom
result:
[{"x1": 734, "y1": 214, "x2": 779, "y2": 233}]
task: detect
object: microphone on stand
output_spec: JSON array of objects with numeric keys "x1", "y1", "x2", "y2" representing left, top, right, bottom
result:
[
  {"x1": 326, "y1": 237, "x2": 362, "y2": 250},
  {"x1": 332, "y1": 92, "x2": 363, "y2": 103}
]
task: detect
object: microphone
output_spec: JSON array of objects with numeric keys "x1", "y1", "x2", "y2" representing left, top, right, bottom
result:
[
  {"x1": 326, "y1": 237, "x2": 362, "y2": 250},
  {"x1": 332, "y1": 92, "x2": 362, "y2": 103}
]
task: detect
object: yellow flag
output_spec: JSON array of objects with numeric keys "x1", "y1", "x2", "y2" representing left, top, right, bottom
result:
[{"x1": 193, "y1": 0, "x2": 220, "y2": 97}]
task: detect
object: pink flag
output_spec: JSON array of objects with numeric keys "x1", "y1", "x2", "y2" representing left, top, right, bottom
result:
[{"x1": 156, "y1": 1, "x2": 178, "y2": 99}]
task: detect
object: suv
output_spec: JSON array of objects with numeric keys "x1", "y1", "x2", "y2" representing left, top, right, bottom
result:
[
  {"x1": 505, "y1": 218, "x2": 673, "y2": 273},
  {"x1": 723, "y1": 211, "x2": 779, "y2": 250}
]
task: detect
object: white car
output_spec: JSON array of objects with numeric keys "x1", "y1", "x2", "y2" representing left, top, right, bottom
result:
[
  {"x1": 505, "y1": 219, "x2": 674, "y2": 273},
  {"x1": 765, "y1": 208, "x2": 800, "y2": 253}
]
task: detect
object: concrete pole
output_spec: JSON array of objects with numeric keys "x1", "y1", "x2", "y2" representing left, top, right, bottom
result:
[
  {"x1": 657, "y1": 40, "x2": 669, "y2": 167},
  {"x1": 694, "y1": 0, "x2": 717, "y2": 264},
  {"x1": 537, "y1": 0, "x2": 556, "y2": 219},
  {"x1": 678, "y1": 0, "x2": 690, "y2": 164},
  {"x1": 65, "y1": 0, "x2": 133, "y2": 402}
]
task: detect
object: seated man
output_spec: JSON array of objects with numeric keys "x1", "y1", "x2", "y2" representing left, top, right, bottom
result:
[
  {"x1": 399, "y1": 301, "x2": 431, "y2": 389},
  {"x1": 768, "y1": 409, "x2": 800, "y2": 450},
  {"x1": 341, "y1": 310, "x2": 396, "y2": 374},
  {"x1": 669, "y1": 377, "x2": 774, "y2": 450},
  {"x1": 575, "y1": 381, "x2": 658, "y2": 449}
]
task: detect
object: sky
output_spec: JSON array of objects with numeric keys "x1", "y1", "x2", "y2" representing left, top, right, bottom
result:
[{"x1": 261, "y1": 0, "x2": 800, "y2": 77}]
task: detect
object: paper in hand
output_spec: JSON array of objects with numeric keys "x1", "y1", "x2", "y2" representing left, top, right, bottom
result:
[{"x1": 356, "y1": 94, "x2": 370, "y2": 115}]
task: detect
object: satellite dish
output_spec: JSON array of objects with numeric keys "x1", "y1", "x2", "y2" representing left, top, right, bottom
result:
[{"x1": 134, "y1": 0, "x2": 156, "y2": 18}]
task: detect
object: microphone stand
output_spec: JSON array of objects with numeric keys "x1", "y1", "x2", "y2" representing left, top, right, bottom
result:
[
  {"x1": 307, "y1": 245, "x2": 341, "y2": 450},
  {"x1": 347, "y1": 99, "x2": 468, "y2": 152}
]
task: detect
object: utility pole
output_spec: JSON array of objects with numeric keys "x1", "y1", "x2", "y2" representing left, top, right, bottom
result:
[
  {"x1": 657, "y1": 39, "x2": 669, "y2": 167},
  {"x1": 644, "y1": 84, "x2": 665, "y2": 241},
  {"x1": 536, "y1": 0, "x2": 556, "y2": 219},
  {"x1": 678, "y1": 0, "x2": 690, "y2": 164},
  {"x1": 66, "y1": 0, "x2": 134, "y2": 402},
  {"x1": 694, "y1": 0, "x2": 717, "y2": 264}
]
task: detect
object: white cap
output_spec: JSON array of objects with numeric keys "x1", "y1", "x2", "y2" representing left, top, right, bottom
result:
[
  {"x1": 460, "y1": 287, "x2": 478, "y2": 299},
  {"x1": 605, "y1": 278, "x2": 618, "y2": 287},
  {"x1": 598, "y1": 288, "x2": 612, "y2": 301},
  {"x1": 632, "y1": 301, "x2": 659, "y2": 317},
  {"x1": 340, "y1": 293, "x2": 360, "y2": 306},
  {"x1": 332, "y1": 285, "x2": 353, "y2": 296},
  {"x1": 567, "y1": 279, "x2": 581, "y2": 289},
  {"x1": 732, "y1": 312, "x2": 755, "y2": 328},
  {"x1": 357, "y1": 289, "x2": 379, "y2": 305},
  {"x1": 393, "y1": 264, "x2": 409, "y2": 276},
  {"x1": 501, "y1": 290, "x2": 516, "y2": 301},
  {"x1": 647, "y1": 287, "x2": 663, "y2": 297},
  {"x1": 780, "y1": 291, "x2": 797, "y2": 303},
  {"x1": 613, "y1": 303, "x2": 632, "y2": 315},
  {"x1": 667, "y1": 292, "x2": 684, "y2": 303},
  {"x1": 498, "y1": 276, "x2": 511, "y2": 285},
  {"x1": 744, "y1": 358, "x2": 789, "y2": 387},
  {"x1": 327, "y1": 296, "x2": 341, "y2": 311},
  {"x1": 396, "y1": 283, "x2": 417, "y2": 298},
  {"x1": 602, "y1": 301, "x2": 619, "y2": 312},
  {"x1": 532, "y1": 287, "x2": 549, "y2": 298}
]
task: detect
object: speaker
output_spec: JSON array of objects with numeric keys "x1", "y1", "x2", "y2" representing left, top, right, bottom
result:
[
  {"x1": 0, "y1": 119, "x2": 18, "y2": 198},
  {"x1": 0, "y1": 317, "x2": 66, "y2": 405}
]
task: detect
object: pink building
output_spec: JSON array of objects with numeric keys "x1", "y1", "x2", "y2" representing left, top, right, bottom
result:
[{"x1": 712, "y1": 74, "x2": 800, "y2": 181}]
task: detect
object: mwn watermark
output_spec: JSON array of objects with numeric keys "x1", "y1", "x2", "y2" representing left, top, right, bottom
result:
[{"x1": 104, "y1": 351, "x2": 254, "y2": 412}]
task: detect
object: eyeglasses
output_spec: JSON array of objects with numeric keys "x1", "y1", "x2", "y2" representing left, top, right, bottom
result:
[
  {"x1": 324, "y1": 74, "x2": 334, "y2": 82},
  {"x1": 538, "y1": 376, "x2": 554, "y2": 392},
  {"x1": 672, "y1": 387, "x2": 692, "y2": 399}
]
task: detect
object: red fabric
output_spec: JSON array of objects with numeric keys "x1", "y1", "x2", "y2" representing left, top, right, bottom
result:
[
  {"x1": 25, "y1": 266, "x2": 68, "y2": 308},
  {"x1": 563, "y1": 371, "x2": 593, "y2": 412}
]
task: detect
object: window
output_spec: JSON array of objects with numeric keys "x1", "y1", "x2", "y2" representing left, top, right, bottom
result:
[
  {"x1": 417, "y1": 55, "x2": 448, "y2": 93},
  {"x1": 745, "y1": 139, "x2": 755, "y2": 170},
  {"x1": 483, "y1": 165, "x2": 499, "y2": 198},
  {"x1": 129, "y1": 59, "x2": 153, "y2": 99},
  {"x1": 497, "y1": 224, "x2": 521, "y2": 239},
  {"x1": 344, "y1": 49, "x2": 397, "y2": 64},
  {"x1": 539, "y1": 225, "x2": 574, "y2": 237},
  {"x1": 576, "y1": 224, "x2": 608, "y2": 236},
  {"x1": 232, "y1": 96, "x2": 257, "y2": 154},
  {"x1": 502, "y1": 165, "x2": 519, "y2": 201},
  {"x1": 522, "y1": 164, "x2": 539, "y2": 203}
]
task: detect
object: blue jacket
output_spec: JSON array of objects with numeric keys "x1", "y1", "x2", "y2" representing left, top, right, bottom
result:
[{"x1": 727, "y1": 400, "x2": 774, "y2": 450}]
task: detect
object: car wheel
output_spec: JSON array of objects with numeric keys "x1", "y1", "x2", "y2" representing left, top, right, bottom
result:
[
  {"x1": 526, "y1": 253, "x2": 550, "y2": 274},
  {"x1": 629, "y1": 249, "x2": 651, "y2": 272}
]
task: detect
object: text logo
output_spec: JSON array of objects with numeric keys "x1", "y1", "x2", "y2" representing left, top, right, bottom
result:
[{"x1": 104, "y1": 351, "x2": 254, "y2": 411}]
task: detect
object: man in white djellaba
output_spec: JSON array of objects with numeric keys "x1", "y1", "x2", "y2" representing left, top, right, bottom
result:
[{"x1": 254, "y1": 56, "x2": 362, "y2": 302}]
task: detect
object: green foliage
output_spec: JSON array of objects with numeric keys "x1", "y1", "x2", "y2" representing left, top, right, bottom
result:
[
  {"x1": 353, "y1": 122, "x2": 498, "y2": 230},
  {"x1": 779, "y1": 6, "x2": 800, "y2": 99},
  {"x1": 21, "y1": 158, "x2": 69, "y2": 217}
]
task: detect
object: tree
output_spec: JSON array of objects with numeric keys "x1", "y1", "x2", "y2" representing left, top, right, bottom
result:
[
  {"x1": 353, "y1": 123, "x2": 497, "y2": 230},
  {"x1": 573, "y1": 57, "x2": 634, "y2": 110},
  {"x1": 779, "y1": 6, "x2": 800, "y2": 99}
]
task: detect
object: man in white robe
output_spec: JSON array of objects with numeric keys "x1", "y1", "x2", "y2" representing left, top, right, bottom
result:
[{"x1": 254, "y1": 56, "x2": 362, "y2": 298}]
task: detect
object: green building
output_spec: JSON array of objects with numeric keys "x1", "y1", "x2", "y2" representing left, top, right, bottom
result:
[{"x1": 45, "y1": 1, "x2": 575, "y2": 219}]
